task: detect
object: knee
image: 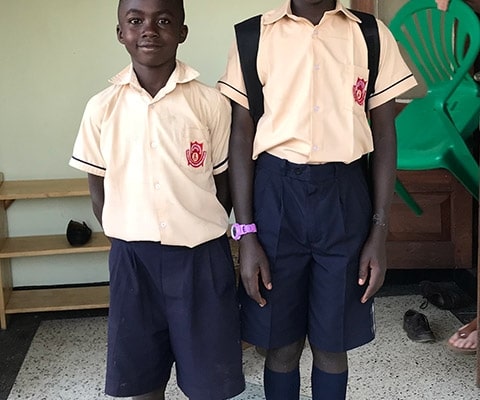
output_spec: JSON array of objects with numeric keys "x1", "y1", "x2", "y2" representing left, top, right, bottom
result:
[
  {"x1": 266, "y1": 338, "x2": 306, "y2": 373},
  {"x1": 311, "y1": 346, "x2": 348, "y2": 374}
]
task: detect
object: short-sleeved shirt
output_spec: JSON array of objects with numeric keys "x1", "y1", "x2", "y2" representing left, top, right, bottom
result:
[
  {"x1": 69, "y1": 61, "x2": 231, "y2": 247},
  {"x1": 217, "y1": 0, "x2": 418, "y2": 164}
]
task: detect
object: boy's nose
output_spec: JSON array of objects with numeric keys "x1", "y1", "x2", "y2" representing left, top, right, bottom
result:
[{"x1": 142, "y1": 20, "x2": 159, "y2": 36}]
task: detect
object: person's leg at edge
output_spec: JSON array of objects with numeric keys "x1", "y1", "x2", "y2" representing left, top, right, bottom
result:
[
  {"x1": 132, "y1": 385, "x2": 167, "y2": 400},
  {"x1": 310, "y1": 345, "x2": 348, "y2": 400},
  {"x1": 264, "y1": 338, "x2": 306, "y2": 400},
  {"x1": 448, "y1": 317, "x2": 478, "y2": 352}
]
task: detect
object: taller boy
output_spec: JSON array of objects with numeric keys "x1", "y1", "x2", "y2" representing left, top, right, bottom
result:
[
  {"x1": 218, "y1": 1, "x2": 417, "y2": 399},
  {"x1": 70, "y1": 0, "x2": 245, "y2": 399}
]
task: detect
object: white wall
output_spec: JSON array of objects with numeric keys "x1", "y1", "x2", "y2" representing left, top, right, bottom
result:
[
  {"x1": 0, "y1": 0, "x2": 289, "y2": 286},
  {"x1": 1, "y1": 0, "x2": 352, "y2": 287}
]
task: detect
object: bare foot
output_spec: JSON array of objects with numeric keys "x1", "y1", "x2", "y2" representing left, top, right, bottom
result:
[{"x1": 447, "y1": 317, "x2": 477, "y2": 354}]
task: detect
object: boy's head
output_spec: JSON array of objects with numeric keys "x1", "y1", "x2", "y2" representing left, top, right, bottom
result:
[{"x1": 117, "y1": 0, "x2": 188, "y2": 69}]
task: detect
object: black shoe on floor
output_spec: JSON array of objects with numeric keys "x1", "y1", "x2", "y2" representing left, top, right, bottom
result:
[
  {"x1": 403, "y1": 309, "x2": 435, "y2": 343},
  {"x1": 419, "y1": 280, "x2": 473, "y2": 310}
]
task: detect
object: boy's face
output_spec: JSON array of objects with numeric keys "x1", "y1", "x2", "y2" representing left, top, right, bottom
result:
[{"x1": 117, "y1": 0, "x2": 187, "y2": 69}]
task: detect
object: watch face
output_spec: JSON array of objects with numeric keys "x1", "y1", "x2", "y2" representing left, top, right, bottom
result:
[
  {"x1": 231, "y1": 224, "x2": 241, "y2": 240},
  {"x1": 231, "y1": 223, "x2": 256, "y2": 240}
]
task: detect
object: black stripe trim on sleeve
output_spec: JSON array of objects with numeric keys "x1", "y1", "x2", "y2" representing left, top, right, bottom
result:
[
  {"x1": 71, "y1": 156, "x2": 106, "y2": 171},
  {"x1": 217, "y1": 81, "x2": 248, "y2": 99},
  {"x1": 213, "y1": 157, "x2": 228, "y2": 171},
  {"x1": 370, "y1": 73, "x2": 415, "y2": 99}
]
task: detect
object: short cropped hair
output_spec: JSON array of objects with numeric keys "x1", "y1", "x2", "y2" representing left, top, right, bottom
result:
[{"x1": 118, "y1": 0, "x2": 185, "y2": 24}]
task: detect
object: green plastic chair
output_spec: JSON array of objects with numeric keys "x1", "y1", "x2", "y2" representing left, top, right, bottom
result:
[{"x1": 389, "y1": 0, "x2": 480, "y2": 204}]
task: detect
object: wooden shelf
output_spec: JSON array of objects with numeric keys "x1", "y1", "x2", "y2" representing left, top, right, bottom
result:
[
  {"x1": 0, "y1": 232, "x2": 110, "y2": 259},
  {"x1": 0, "y1": 178, "x2": 89, "y2": 201},
  {"x1": 0, "y1": 175, "x2": 110, "y2": 329},
  {"x1": 5, "y1": 286, "x2": 109, "y2": 314}
]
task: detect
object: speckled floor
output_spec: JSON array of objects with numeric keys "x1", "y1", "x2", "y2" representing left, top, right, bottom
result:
[{"x1": 4, "y1": 294, "x2": 479, "y2": 400}]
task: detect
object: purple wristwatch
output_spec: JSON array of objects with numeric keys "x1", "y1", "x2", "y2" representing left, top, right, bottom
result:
[{"x1": 231, "y1": 223, "x2": 257, "y2": 241}]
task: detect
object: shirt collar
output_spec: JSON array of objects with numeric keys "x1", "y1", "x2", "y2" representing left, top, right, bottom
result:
[
  {"x1": 109, "y1": 60, "x2": 200, "y2": 88},
  {"x1": 263, "y1": 0, "x2": 361, "y2": 25}
]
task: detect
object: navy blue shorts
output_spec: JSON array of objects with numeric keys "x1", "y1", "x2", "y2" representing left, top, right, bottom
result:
[
  {"x1": 105, "y1": 235, "x2": 245, "y2": 399},
  {"x1": 239, "y1": 153, "x2": 375, "y2": 352}
]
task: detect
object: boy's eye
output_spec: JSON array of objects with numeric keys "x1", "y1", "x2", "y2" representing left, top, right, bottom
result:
[
  {"x1": 157, "y1": 18, "x2": 171, "y2": 25},
  {"x1": 128, "y1": 18, "x2": 142, "y2": 25}
]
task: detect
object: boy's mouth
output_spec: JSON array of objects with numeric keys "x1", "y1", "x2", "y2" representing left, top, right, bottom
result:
[{"x1": 138, "y1": 41, "x2": 162, "y2": 49}]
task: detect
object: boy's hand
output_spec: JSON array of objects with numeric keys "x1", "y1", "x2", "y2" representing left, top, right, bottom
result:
[
  {"x1": 238, "y1": 234, "x2": 272, "y2": 307},
  {"x1": 436, "y1": 0, "x2": 449, "y2": 11},
  {"x1": 358, "y1": 231, "x2": 387, "y2": 303}
]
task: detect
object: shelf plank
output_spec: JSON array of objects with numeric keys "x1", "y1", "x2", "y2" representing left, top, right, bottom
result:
[
  {"x1": 5, "y1": 286, "x2": 109, "y2": 314},
  {"x1": 0, "y1": 178, "x2": 89, "y2": 201},
  {"x1": 0, "y1": 232, "x2": 110, "y2": 258}
]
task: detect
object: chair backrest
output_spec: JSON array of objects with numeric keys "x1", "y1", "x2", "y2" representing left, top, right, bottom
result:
[{"x1": 390, "y1": 0, "x2": 480, "y2": 104}]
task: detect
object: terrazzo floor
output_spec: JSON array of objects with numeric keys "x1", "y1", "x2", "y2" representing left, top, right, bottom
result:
[{"x1": 4, "y1": 294, "x2": 479, "y2": 400}]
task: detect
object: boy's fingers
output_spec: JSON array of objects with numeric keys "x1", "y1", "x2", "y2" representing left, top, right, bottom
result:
[
  {"x1": 361, "y1": 287, "x2": 373, "y2": 303},
  {"x1": 358, "y1": 261, "x2": 369, "y2": 286},
  {"x1": 260, "y1": 264, "x2": 272, "y2": 291},
  {"x1": 361, "y1": 268, "x2": 385, "y2": 303},
  {"x1": 245, "y1": 277, "x2": 267, "y2": 307}
]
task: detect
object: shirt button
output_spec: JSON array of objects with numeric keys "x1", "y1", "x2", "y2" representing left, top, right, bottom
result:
[
  {"x1": 313, "y1": 145, "x2": 319, "y2": 151},
  {"x1": 313, "y1": 106, "x2": 320, "y2": 112},
  {"x1": 154, "y1": 183, "x2": 161, "y2": 190},
  {"x1": 314, "y1": 64, "x2": 320, "y2": 70},
  {"x1": 151, "y1": 141, "x2": 159, "y2": 148},
  {"x1": 160, "y1": 222, "x2": 167, "y2": 228}
]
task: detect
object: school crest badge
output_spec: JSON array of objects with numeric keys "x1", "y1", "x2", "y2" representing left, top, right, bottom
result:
[
  {"x1": 186, "y1": 141, "x2": 206, "y2": 168},
  {"x1": 353, "y1": 77, "x2": 367, "y2": 106}
]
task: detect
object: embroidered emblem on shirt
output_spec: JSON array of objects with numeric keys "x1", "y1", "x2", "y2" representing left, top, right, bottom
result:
[
  {"x1": 353, "y1": 77, "x2": 368, "y2": 106},
  {"x1": 186, "y1": 141, "x2": 207, "y2": 168}
]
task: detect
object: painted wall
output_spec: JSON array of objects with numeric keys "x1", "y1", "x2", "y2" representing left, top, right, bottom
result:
[{"x1": 0, "y1": 0, "x2": 349, "y2": 286}]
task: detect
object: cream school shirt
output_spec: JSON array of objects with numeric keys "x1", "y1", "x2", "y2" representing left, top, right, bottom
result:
[
  {"x1": 218, "y1": 0, "x2": 417, "y2": 164},
  {"x1": 70, "y1": 61, "x2": 231, "y2": 247}
]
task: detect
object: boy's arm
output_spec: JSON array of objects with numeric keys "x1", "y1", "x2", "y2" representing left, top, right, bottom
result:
[
  {"x1": 358, "y1": 99, "x2": 397, "y2": 303},
  {"x1": 214, "y1": 170, "x2": 232, "y2": 215},
  {"x1": 87, "y1": 173, "x2": 105, "y2": 228},
  {"x1": 230, "y1": 102, "x2": 272, "y2": 307},
  {"x1": 464, "y1": 0, "x2": 480, "y2": 13}
]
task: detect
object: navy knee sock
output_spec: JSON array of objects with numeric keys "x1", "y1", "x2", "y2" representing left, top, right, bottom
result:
[
  {"x1": 311, "y1": 366, "x2": 348, "y2": 400},
  {"x1": 264, "y1": 367, "x2": 300, "y2": 400}
]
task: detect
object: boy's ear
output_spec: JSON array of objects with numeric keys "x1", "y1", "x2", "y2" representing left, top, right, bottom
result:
[
  {"x1": 116, "y1": 24, "x2": 125, "y2": 44},
  {"x1": 179, "y1": 25, "x2": 188, "y2": 44}
]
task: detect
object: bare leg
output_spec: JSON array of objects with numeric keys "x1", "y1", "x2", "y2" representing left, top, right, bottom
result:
[
  {"x1": 266, "y1": 338, "x2": 306, "y2": 372},
  {"x1": 132, "y1": 386, "x2": 166, "y2": 400},
  {"x1": 310, "y1": 345, "x2": 348, "y2": 400},
  {"x1": 263, "y1": 338, "x2": 305, "y2": 399},
  {"x1": 311, "y1": 346, "x2": 347, "y2": 374}
]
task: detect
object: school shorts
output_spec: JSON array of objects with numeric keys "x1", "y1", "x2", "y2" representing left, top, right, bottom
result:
[
  {"x1": 239, "y1": 152, "x2": 376, "y2": 352},
  {"x1": 105, "y1": 235, "x2": 245, "y2": 399}
]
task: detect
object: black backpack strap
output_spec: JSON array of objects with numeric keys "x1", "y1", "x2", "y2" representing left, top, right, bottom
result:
[
  {"x1": 234, "y1": 14, "x2": 263, "y2": 127},
  {"x1": 235, "y1": 11, "x2": 379, "y2": 119},
  {"x1": 349, "y1": 10, "x2": 380, "y2": 111}
]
